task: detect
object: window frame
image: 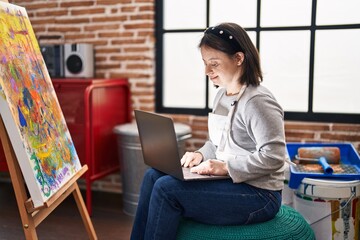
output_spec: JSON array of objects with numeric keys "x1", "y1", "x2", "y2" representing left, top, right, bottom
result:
[{"x1": 155, "y1": 0, "x2": 360, "y2": 123}]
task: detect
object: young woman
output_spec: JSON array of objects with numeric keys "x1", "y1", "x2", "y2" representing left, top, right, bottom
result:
[{"x1": 130, "y1": 22, "x2": 287, "y2": 240}]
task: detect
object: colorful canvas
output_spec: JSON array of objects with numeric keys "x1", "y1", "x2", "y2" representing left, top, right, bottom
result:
[{"x1": 0, "y1": 2, "x2": 81, "y2": 207}]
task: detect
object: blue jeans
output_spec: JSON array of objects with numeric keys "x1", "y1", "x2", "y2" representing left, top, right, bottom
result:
[{"x1": 130, "y1": 168, "x2": 282, "y2": 240}]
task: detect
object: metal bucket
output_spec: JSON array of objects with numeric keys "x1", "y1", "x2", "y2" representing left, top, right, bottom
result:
[{"x1": 114, "y1": 122, "x2": 191, "y2": 216}]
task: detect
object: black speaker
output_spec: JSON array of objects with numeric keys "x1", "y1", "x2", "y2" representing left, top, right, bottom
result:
[
  {"x1": 64, "y1": 43, "x2": 94, "y2": 78},
  {"x1": 40, "y1": 45, "x2": 64, "y2": 78}
]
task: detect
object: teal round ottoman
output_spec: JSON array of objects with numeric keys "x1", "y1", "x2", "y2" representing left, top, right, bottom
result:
[{"x1": 176, "y1": 205, "x2": 315, "y2": 240}]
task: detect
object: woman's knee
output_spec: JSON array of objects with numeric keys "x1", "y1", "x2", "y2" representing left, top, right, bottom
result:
[
  {"x1": 152, "y1": 175, "x2": 180, "y2": 195},
  {"x1": 143, "y1": 168, "x2": 164, "y2": 182}
]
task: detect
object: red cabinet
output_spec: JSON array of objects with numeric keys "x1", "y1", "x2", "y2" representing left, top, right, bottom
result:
[
  {"x1": 0, "y1": 78, "x2": 131, "y2": 215},
  {"x1": 0, "y1": 149, "x2": 6, "y2": 172}
]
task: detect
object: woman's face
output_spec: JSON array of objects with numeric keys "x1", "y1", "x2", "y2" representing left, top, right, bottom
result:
[{"x1": 200, "y1": 46, "x2": 242, "y2": 89}]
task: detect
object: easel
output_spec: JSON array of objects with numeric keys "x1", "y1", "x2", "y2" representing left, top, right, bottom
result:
[
  {"x1": 0, "y1": 117, "x2": 97, "y2": 239},
  {"x1": 0, "y1": 0, "x2": 97, "y2": 238}
]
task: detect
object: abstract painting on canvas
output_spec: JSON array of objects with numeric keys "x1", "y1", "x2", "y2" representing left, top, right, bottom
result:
[{"x1": 0, "y1": 2, "x2": 82, "y2": 207}]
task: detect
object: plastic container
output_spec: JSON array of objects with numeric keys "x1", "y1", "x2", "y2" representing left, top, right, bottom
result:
[
  {"x1": 293, "y1": 177, "x2": 360, "y2": 240},
  {"x1": 114, "y1": 122, "x2": 191, "y2": 216},
  {"x1": 286, "y1": 143, "x2": 360, "y2": 189}
]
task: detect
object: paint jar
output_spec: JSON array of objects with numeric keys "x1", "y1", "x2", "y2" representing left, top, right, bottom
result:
[
  {"x1": 293, "y1": 177, "x2": 360, "y2": 240},
  {"x1": 114, "y1": 122, "x2": 191, "y2": 216}
]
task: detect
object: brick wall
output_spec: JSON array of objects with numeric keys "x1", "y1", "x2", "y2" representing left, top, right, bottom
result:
[
  {"x1": 11, "y1": 0, "x2": 156, "y2": 113},
  {"x1": 2, "y1": 0, "x2": 360, "y2": 193}
]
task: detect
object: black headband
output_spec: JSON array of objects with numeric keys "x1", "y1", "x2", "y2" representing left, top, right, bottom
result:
[{"x1": 204, "y1": 26, "x2": 242, "y2": 52}]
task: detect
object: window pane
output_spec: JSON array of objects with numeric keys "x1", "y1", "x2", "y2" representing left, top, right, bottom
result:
[
  {"x1": 164, "y1": 0, "x2": 206, "y2": 30},
  {"x1": 163, "y1": 32, "x2": 205, "y2": 108},
  {"x1": 260, "y1": 31, "x2": 310, "y2": 112},
  {"x1": 261, "y1": 0, "x2": 312, "y2": 27},
  {"x1": 247, "y1": 31, "x2": 257, "y2": 47},
  {"x1": 313, "y1": 29, "x2": 360, "y2": 114},
  {"x1": 317, "y1": 0, "x2": 360, "y2": 25},
  {"x1": 210, "y1": 0, "x2": 257, "y2": 28}
]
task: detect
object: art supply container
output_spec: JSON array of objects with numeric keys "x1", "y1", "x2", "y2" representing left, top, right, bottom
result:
[
  {"x1": 293, "y1": 177, "x2": 360, "y2": 240},
  {"x1": 286, "y1": 143, "x2": 360, "y2": 189}
]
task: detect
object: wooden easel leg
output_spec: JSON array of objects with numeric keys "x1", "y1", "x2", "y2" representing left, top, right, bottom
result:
[
  {"x1": 73, "y1": 183, "x2": 97, "y2": 240},
  {"x1": 0, "y1": 116, "x2": 98, "y2": 239},
  {"x1": 6, "y1": 150, "x2": 38, "y2": 240},
  {"x1": 0, "y1": 119, "x2": 38, "y2": 239}
]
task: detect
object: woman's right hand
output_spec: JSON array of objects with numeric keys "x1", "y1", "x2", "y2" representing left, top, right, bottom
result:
[{"x1": 180, "y1": 152, "x2": 203, "y2": 168}]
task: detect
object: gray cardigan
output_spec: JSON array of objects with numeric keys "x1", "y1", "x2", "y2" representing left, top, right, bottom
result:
[{"x1": 197, "y1": 85, "x2": 287, "y2": 191}]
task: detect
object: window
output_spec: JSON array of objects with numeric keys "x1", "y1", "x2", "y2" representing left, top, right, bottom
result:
[{"x1": 155, "y1": 0, "x2": 360, "y2": 123}]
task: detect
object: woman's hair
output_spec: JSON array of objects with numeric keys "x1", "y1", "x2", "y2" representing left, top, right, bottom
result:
[{"x1": 199, "y1": 22, "x2": 263, "y2": 86}]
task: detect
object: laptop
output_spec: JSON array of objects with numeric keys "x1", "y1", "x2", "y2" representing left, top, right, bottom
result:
[{"x1": 134, "y1": 110, "x2": 230, "y2": 181}]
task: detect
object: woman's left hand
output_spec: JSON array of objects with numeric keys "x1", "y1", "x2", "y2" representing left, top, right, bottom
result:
[{"x1": 190, "y1": 159, "x2": 228, "y2": 176}]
